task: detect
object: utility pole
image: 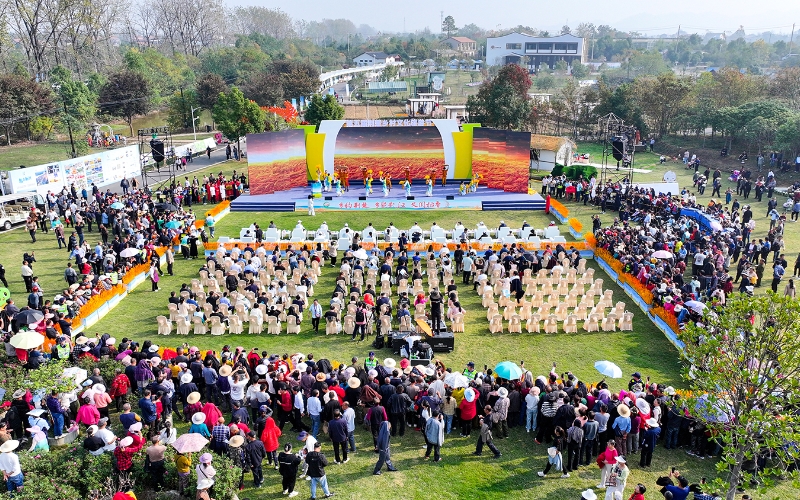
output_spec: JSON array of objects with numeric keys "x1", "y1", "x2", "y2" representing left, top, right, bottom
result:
[
  {"x1": 789, "y1": 23, "x2": 796, "y2": 56},
  {"x1": 63, "y1": 101, "x2": 76, "y2": 158},
  {"x1": 440, "y1": 11, "x2": 444, "y2": 34},
  {"x1": 190, "y1": 107, "x2": 201, "y2": 141}
]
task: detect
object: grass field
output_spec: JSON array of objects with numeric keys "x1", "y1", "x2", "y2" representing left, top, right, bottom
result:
[{"x1": 0, "y1": 152, "x2": 795, "y2": 498}]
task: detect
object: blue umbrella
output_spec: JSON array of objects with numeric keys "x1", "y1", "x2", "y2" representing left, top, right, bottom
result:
[
  {"x1": 594, "y1": 360, "x2": 623, "y2": 379},
  {"x1": 164, "y1": 220, "x2": 182, "y2": 229},
  {"x1": 110, "y1": 202, "x2": 124, "y2": 209},
  {"x1": 494, "y1": 361, "x2": 522, "y2": 380}
]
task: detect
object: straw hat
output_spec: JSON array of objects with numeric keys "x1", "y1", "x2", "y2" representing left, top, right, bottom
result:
[
  {"x1": 497, "y1": 387, "x2": 509, "y2": 398},
  {"x1": 403, "y1": 366, "x2": 413, "y2": 375},
  {"x1": 228, "y1": 435, "x2": 245, "y2": 448},
  {"x1": 219, "y1": 365, "x2": 233, "y2": 377},
  {"x1": 75, "y1": 336, "x2": 89, "y2": 345},
  {"x1": 347, "y1": 377, "x2": 361, "y2": 389},
  {"x1": 11, "y1": 389, "x2": 26, "y2": 399},
  {"x1": 181, "y1": 373, "x2": 194, "y2": 384},
  {"x1": 118, "y1": 437, "x2": 133, "y2": 447},
  {"x1": 187, "y1": 392, "x2": 201, "y2": 405},
  {"x1": 383, "y1": 358, "x2": 396, "y2": 369},
  {"x1": 192, "y1": 412, "x2": 206, "y2": 425},
  {"x1": 424, "y1": 366, "x2": 435, "y2": 377},
  {"x1": 617, "y1": 404, "x2": 631, "y2": 418},
  {"x1": 316, "y1": 373, "x2": 327, "y2": 382},
  {"x1": 581, "y1": 489, "x2": 598, "y2": 500},
  {"x1": 149, "y1": 345, "x2": 159, "y2": 353}
]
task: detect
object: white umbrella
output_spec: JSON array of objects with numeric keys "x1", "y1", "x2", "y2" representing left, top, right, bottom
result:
[
  {"x1": 652, "y1": 250, "x2": 673, "y2": 259},
  {"x1": 62, "y1": 367, "x2": 89, "y2": 388},
  {"x1": 443, "y1": 372, "x2": 469, "y2": 388},
  {"x1": 9, "y1": 331, "x2": 44, "y2": 350},
  {"x1": 594, "y1": 360, "x2": 623, "y2": 379},
  {"x1": 684, "y1": 300, "x2": 707, "y2": 313},
  {"x1": 352, "y1": 249, "x2": 368, "y2": 260},
  {"x1": 120, "y1": 248, "x2": 139, "y2": 258}
]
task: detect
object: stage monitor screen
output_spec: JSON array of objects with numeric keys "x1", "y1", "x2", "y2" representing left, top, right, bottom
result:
[{"x1": 247, "y1": 130, "x2": 307, "y2": 195}]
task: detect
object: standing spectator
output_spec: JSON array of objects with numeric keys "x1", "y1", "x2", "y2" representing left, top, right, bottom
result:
[
  {"x1": 373, "y1": 421, "x2": 397, "y2": 474},
  {"x1": 25, "y1": 217, "x2": 36, "y2": 243},
  {"x1": 566, "y1": 418, "x2": 584, "y2": 474},
  {"x1": 639, "y1": 417, "x2": 661, "y2": 468},
  {"x1": 145, "y1": 435, "x2": 167, "y2": 491},
  {"x1": 341, "y1": 401, "x2": 356, "y2": 453},
  {"x1": 114, "y1": 436, "x2": 144, "y2": 490},
  {"x1": 525, "y1": 386, "x2": 540, "y2": 433},
  {"x1": 244, "y1": 430, "x2": 266, "y2": 488},
  {"x1": 305, "y1": 441, "x2": 333, "y2": 499},
  {"x1": 327, "y1": 409, "x2": 349, "y2": 464},
  {"x1": 260, "y1": 415, "x2": 281, "y2": 468},
  {"x1": 491, "y1": 387, "x2": 510, "y2": 438},
  {"x1": 474, "y1": 405, "x2": 501, "y2": 458},
  {"x1": 0, "y1": 439, "x2": 23, "y2": 493},
  {"x1": 423, "y1": 410, "x2": 444, "y2": 462},
  {"x1": 278, "y1": 443, "x2": 302, "y2": 497},
  {"x1": 581, "y1": 411, "x2": 600, "y2": 466}
]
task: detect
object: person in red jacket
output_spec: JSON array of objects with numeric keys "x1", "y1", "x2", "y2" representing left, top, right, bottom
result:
[
  {"x1": 458, "y1": 387, "x2": 479, "y2": 437},
  {"x1": 277, "y1": 387, "x2": 294, "y2": 431},
  {"x1": 628, "y1": 483, "x2": 646, "y2": 500},
  {"x1": 109, "y1": 368, "x2": 131, "y2": 412},
  {"x1": 260, "y1": 417, "x2": 282, "y2": 467}
]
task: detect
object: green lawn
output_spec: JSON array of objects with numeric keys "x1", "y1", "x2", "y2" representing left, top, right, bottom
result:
[{"x1": 0, "y1": 142, "x2": 84, "y2": 170}]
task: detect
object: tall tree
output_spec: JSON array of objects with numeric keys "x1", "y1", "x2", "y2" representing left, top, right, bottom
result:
[
  {"x1": 441, "y1": 15, "x2": 457, "y2": 37},
  {"x1": 240, "y1": 71, "x2": 284, "y2": 107},
  {"x1": 679, "y1": 293, "x2": 800, "y2": 500},
  {"x1": 304, "y1": 94, "x2": 344, "y2": 127},
  {"x1": 633, "y1": 72, "x2": 691, "y2": 137},
  {"x1": 0, "y1": 73, "x2": 52, "y2": 144},
  {"x1": 466, "y1": 64, "x2": 532, "y2": 130},
  {"x1": 268, "y1": 59, "x2": 320, "y2": 100},
  {"x1": 195, "y1": 73, "x2": 228, "y2": 111},
  {"x1": 212, "y1": 86, "x2": 266, "y2": 151},
  {"x1": 99, "y1": 70, "x2": 151, "y2": 136}
]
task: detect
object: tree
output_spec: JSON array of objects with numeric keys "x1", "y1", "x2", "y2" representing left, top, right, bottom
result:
[
  {"x1": 212, "y1": 86, "x2": 266, "y2": 151},
  {"x1": 195, "y1": 73, "x2": 228, "y2": 111},
  {"x1": 50, "y1": 66, "x2": 96, "y2": 122},
  {"x1": 166, "y1": 89, "x2": 199, "y2": 130},
  {"x1": 442, "y1": 15, "x2": 457, "y2": 37},
  {"x1": 0, "y1": 73, "x2": 52, "y2": 144},
  {"x1": 466, "y1": 64, "x2": 532, "y2": 130},
  {"x1": 560, "y1": 25, "x2": 571, "y2": 35},
  {"x1": 633, "y1": 72, "x2": 691, "y2": 137},
  {"x1": 304, "y1": 94, "x2": 344, "y2": 127},
  {"x1": 534, "y1": 74, "x2": 555, "y2": 92},
  {"x1": 459, "y1": 23, "x2": 484, "y2": 40},
  {"x1": 678, "y1": 293, "x2": 800, "y2": 500},
  {"x1": 268, "y1": 59, "x2": 320, "y2": 100},
  {"x1": 99, "y1": 70, "x2": 151, "y2": 136},
  {"x1": 229, "y1": 6, "x2": 295, "y2": 40},
  {"x1": 570, "y1": 62, "x2": 589, "y2": 79},
  {"x1": 240, "y1": 72, "x2": 284, "y2": 107}
]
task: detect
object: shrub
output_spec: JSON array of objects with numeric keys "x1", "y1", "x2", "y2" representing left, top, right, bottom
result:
[
  {"x1": 78, "y1": 356, "x2": 124, "y2": 388},
  {"x1": 551, "y1": 163, "x2": 564, "y2": 176},
  {"x1": 564, "y1": 164, "x2": 598, "y2": 180}
]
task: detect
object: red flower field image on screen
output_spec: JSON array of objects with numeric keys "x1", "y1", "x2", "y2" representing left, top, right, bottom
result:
[
  {"x1": 334, "y1": 127, "x2": 445, "y2": 180},
  {"x1": 246, "y1": 130, "x2": 308, "y2": 195}
]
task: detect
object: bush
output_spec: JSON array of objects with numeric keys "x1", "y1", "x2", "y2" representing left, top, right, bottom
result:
[
  {"x1": 78, "y1": 356, "x2": 123, "y2": 387},
  {"x1": 551, "y1": 163, "x2": 564, "y2": 176},
  {"x1": 563, "y1": 164, "x2": 598, "y2": 180}
]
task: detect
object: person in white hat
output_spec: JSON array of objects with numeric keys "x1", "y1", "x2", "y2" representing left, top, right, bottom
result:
[
  {"x1": 603, "y1": 456, "x2": 629, "y2": 500},
  {"x1": 0, "y1": 439, "x2": 23, "y2": 492},
  {"x1": 639, "y1": 417, "x2": 661, "y2": 468},
  {"x1": 196, "y1": 478, "x2": 214, "y2": 500}
]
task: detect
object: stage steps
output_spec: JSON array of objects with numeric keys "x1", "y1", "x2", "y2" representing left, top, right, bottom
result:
[
  {"x1": 482, "y1": 199, "x2": 546, "y2": 211},
  {"x1": 230, "y1": 200, "x2": 296, "y2": 212}
]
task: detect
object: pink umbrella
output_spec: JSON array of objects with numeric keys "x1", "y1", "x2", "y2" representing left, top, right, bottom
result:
[
  {"x1": 115, "y1": 350, "x2": 132, "y2": 361},
  {"x1": 171, "y1": 433, "x2": 209, "y2": 453}
]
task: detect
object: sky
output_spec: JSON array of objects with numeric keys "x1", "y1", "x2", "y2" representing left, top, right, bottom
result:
[{"x1": 247, "y1": 0, "x2": 798, "y2": 36}]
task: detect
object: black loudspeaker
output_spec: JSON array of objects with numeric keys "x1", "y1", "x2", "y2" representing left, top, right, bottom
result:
[
  {"x1": 325, "y1": 196, "x2": 333, "y2": 201},
  {"x1": 359, "y1": 196, "x2": 367, "y2": 200},
  {"x1": 611, "y1": 138, "x2": 626, "y2": 162},
  {"x1": 446, "y1": 195, "x2": 454, "y2": 200},
  {"x1": 407, "y1": 196, "x2": 415, "y2": 200},
  {"x1": 150, "y1": 139, "x2": 165, "y2": 163}
]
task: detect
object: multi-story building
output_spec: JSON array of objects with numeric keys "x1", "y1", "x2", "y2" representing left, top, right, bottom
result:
[{"x1": 486, "y1": 32, "x2": 586, "y2": 72}]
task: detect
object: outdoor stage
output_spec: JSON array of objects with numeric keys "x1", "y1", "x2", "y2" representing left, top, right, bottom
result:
[{"x1": 230, "y1": 183, "x2": 547, "y2": 212}]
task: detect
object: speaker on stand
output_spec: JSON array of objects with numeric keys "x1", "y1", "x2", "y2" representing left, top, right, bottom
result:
[{"x1": 611, "y1": 137, "x2": 626, "y2": 171}]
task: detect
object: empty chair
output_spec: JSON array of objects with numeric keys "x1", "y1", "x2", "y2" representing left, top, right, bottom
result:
[
  {"x1": 380, "y1": 315, "x2": 392, "y2": 335},
  {"x1": 287, "y1": 316, "x2": 301, "y2": 334},
  {"x1": 600, "y1": 290, "x2": 614, "y2": 308},
  {"x1": 518, "y1": 303, "x2": 532, "y2": 321},
  {"x1": 613, "y1": 301, "x2": 626, "y2": 318},
  {"x1": 544, "y1": 314, "x2": 559, "y2": 334},
  {"x1": 210, "y1": 316, "x2": 226, "y2": 336},
  {"x1": 486, "y1": 302, "x2": 499, "y2": 322},
  {"x1": 526, "y1": 314, "x2": 541, "y2": 333},
  {"x1": 566, "y1": 268, "x2": 577, "y2": 285},
  {"x1": 555, "y1": 303, "x2": 569, "y2": 321},
  {"x1": 584, "y1": 313, "x2": 600, "y2": 333},
  {"x1": 267, "y1": 316, "x2": 281, "y2": 335},
  {"x1": 219, "y1": 303, "x2": 230, "y2": 318},
  {"x1": 564, "y1": 314, "x2": 578, "y2": 334},
  {"x1": 593, "y1": 278, "x2": 604, "y2": 291},
  {"x1": 574, "y1": 303, "x2": 588, "y2": 321},
  {"x1": 157, "y1": 316, "x2": 172, "y2": 336},
  {"x1": 619, "y1": 311, "x2": 634, "y2": 331},
  {"x1": 566, "y1": 291, "x2": 579, "y2": 308},
  {"x1": 229, "y1": 315, "x2": 244, "y2": 334},
  {"x1": 451, "y1": 313, "x2": 465, "y2": 333},
  {"x1": 192, "y1": 316, "x2": 207, "y2": 335},
  {"x1": 235, "y1": 303, "x2": 248, "y2": 323},
  {"x1": 482, "y1": 291, "x2": 494, "y2": 308},
  {"x1": 602, "y1": 313, "x2": 618, "y2": 332},
  {"x1": 531, "y1": 291, "x2": 544, "y2": 308},
  {"x1": 503, "y1": 305, "x2": 516, "y2": 321},
  {"x1": 576, "y1": 259, "x2": 587, "y2": 274},
  {"x1": 191, "y1": 279, "x2": 203, "y2": 295},
  {"x1": 248, "y1": 313, "x2": 263, "y2": 334},
  {"x1": 343, "y1": 315, "x2": 355, "y2": 336},
  {"x1": 176, "y1": 316, "x2": 191, "y2": 335},
  {"x1": 508, "y1": 314, "x2": 522, "y2": 333},
  {"x1": 557, "y1": 280, "x2": 570, "y2": 296},
  {"x1": 489, "y1": 314, "x2": 504, "y2": 334}
]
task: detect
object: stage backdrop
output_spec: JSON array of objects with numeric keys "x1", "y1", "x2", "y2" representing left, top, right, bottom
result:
[
  {"x1": 333, "y1": 126, "x2": 445, "y2": 181},
  {"x1": 247, "y1": 130, "x2": 307, "y2": 195},
  {"x1": 472, "y1": 128, "x2": 531, "y2": 193}
]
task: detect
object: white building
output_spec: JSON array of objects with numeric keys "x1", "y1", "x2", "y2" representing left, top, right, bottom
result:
[
  {"x1": 530, "y1": 135, "x2": 575, "y2": 171},
  {"x1": 486, "y1": 32, "x2": 586, "y2": 72},
  {"x1": 352, "y1": 51, "x2": 391, "y2": 66}
]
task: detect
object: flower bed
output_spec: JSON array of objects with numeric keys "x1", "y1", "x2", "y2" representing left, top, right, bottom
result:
[
  {"x1": 568, "y1": 218, "x2": 583, "y2": 239},
  {"x1": 650, "y1": 306, "x2": 679, "y2": 333},
  {"x1": 70, "y1": 284, "x2": 126, "y2": 325},
  {"x1": 549, "y1": 198, "x2": 569, "y2": 222},
  {"x1": 618, "y1": 272, "x2": 654, "y2": 305}
]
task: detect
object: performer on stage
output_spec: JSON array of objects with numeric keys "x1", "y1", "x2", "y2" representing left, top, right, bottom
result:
[
  {"x1": 441, "y1": 164, "x2": 448, "y2": 186},
  {"x1": 343, "y1": 169, "x2": 350, "y2": 192},
  {"x1": 425, "y1": 175, "x2": 433, "y2": 197},
  {"x1": 323, "y1": 172, "x2": 332, "y2": 192},
  {"x1": 362, "y1": 167, "x2": 368, "y2": 185},
  {"x1": 387, "y1": 176, "x2": 392, "y2": 193},
  {"x1": 334, "y1": 173, "x2": 343, "y2": 196},
  {"x1": 402, "y1": 179, "x2": 412, "y2": 196},
  {"x1": 404, "y1": 166, "x2": 411, "y2": 186},
  {"x1": 380, "y1": 172, "x2": 389, "y2": 197},
  {"x1": 366, "y1": 170, "x2": 374, "y2": 195},
  {"x1": 459, "y1": 182, "x2": 468, "y2": 196},
  {"x1": 316, "y1": 166, "x2": 323, "y2": 183},
  {"x1": 470, "y1": 173, "x2": 481, "y2": 193}
]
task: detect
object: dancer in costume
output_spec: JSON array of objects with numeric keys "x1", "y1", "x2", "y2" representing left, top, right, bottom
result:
[
  {"x1": 459, "y1": 182, "x2": 467, "y2": 196},
  {"x1": 316, "y1": 166, "x2": 323, "y2": 183},
  {"x1": 324, "y1": 173, "x2": 331, "y2": 192},
  {"x1": 425, "y1": 175, "x2": 433, "y2": 197},
  {"x1": 366, "y1": 170, "x2": 374, "y2": 195},
  {"x1": 404, "y1": 166, "x2": 411, "y2": 186},
  {"x1": 441, "y1": 164, "x2": 448, "y2": 186},
  {"x1": 380, "y1": 172, "x2": 389, "y2": 197},
  {"x1": 334, "y1": 173, "x2": 343, "y2": 196},
  {"x1": 402, "y1": 179, "x2": 412, "y2": 196}
]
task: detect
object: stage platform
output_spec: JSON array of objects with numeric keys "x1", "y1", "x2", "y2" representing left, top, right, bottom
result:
[{"x1": 231, "y1": 184, "x2": 546, "y2": 212}]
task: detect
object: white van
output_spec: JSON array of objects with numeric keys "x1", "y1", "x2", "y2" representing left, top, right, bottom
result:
[{"x1": 0, "y1": 192, "x2": 39, "y2": 230}]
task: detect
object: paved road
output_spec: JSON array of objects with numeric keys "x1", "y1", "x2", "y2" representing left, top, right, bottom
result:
[{"x1": 136, "y1": 142, "x2": 248, "y2": 191}]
